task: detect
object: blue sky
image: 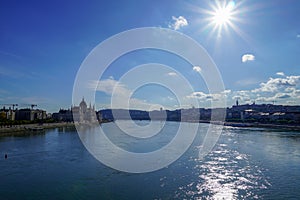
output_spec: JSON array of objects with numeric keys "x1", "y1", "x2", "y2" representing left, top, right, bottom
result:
[{"x1": 0, "y1": 0, "x2": 300, "y2": 112}]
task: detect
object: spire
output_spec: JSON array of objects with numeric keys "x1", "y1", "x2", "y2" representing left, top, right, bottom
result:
[{"x1": 79, "y1": 97, "x2": 87, "y2": 109}]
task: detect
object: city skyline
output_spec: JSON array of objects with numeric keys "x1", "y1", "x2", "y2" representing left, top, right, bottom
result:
[{"x1": 0, "y1": 0, "x2": 299, "y2": 112}]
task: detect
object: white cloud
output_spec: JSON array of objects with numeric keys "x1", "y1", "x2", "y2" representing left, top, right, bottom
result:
[
  {"x1": 187, "y1": 91, "x2": 228, "y2": 102},
  {"x1": 193, "y1": 66, "x2": 202, "y2": 73},
  {"x1": 169, "y1": 16, "x2": 188, "y2": 30},
  {"x1": 276, "y1": 72, "x2": 285, "y2": 76},
  {"x1": 255, "y1": 93, "x2": 291, "y2": 103},
  {"x1": 90, "y1": 73, "x2": 300, "y2": 109},
  {"x1": 187, "y1": 91, "x2": 210, "y2": 100},
  {"x1": 231, "y1": 90, "x2": 251, "y2": 102},
  {"x1": 242, "y1": 54, "x2": 255, "y2": 63},
  {"x1": 206, "y1": 73, "x2": 300, "y2": 106},
  {"x1": 167, "y1": 72, "x2": 177, "y2": 76},
  {"x1": 252, "y1": 76, "x2": 300, "y2": 93},
  {"x1": 186, "y1": 73, "x2": 300, "y2": 106},
  {"x1": 230, "y1": 74, "x2": 300, "y2": 105},
  {"x1": 297, "y1": 34, "x2": 300, "y2": 38},
  {"x1": 223, "y1": 90, "x2": 231, "y2": 94}
]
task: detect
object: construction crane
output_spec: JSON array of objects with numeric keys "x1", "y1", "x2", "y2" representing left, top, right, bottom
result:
[{"x1": 0, "y1": 104, "x2": 18, "y2": 110}]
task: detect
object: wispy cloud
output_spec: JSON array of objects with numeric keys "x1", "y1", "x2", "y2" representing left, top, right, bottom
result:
[
  {"x1": 0, "y1": 50, "x2": 22, "y2": 59},
  {"x1": 0, "y1": 66, "x2": 36, "y2": 79},
  {"x1": 193, "y1": 66, "x2": 202, "y2": 73},
  {"x1": 236, "y1": 78, "x2": 260, "y2": 86},
  {"x1": 89, "y1": 79, "x2": 164, "y2": 110},
  {"x1": 276, "y1": 72, "x2": 285, "y2": 76},
  {"x1": 0, "y1": 89, "x2": 8, "y2": 94},
  {"x1": 0, "y1": 96, "x2": 53, "y2": 110},
  {"x1": 169, "y1": 16, "x2": 188, "y2": 30},
  {"x1": 89, "y1": 79, "x2": 131, "y2": 96},
  {"x1": 166, "y1": 72, "x2": 177, "y2": 76},
  {"x1": 19, "y1": 97, "x2": 51, "y2": 105},
  {"x1": 297, "y1": 34, "x2": 300, "y2": 38},
  {"x1": 242, "y1": 54, "x2": 255, "y2": 63}
]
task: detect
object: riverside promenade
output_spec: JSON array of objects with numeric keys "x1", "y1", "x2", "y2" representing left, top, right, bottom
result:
[{"x1": 0, "y1": 122, "x2": 75, "y2": 136}]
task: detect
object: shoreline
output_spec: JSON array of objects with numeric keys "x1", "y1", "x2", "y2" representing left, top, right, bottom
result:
[
  {"x1": 0, "y1": 120, "x2": 112, "y2": 137},
  {"x1": 1, "y1": 120, "x2": 300, "y2": 137},
  {"x1": 0, "y1": 122, "x2": 76, "y2": 137}
]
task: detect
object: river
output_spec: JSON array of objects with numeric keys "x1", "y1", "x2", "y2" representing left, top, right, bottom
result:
[{"x1": 0, "y1": 121, "x2": 299, "y2": 199}]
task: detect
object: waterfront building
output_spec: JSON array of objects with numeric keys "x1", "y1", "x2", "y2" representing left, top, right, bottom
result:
[
  {"x1": 227, "y1": 103, "x2": 300, "y2": 123},
  {"x1": 0, "y1": 107, "x2": 16, "y2": 121},
  {"x1": 15, "y1": 109, "x2": 46, "y2": 121},
  {"x1": 52, "y1": 109, "x2": 73, "y2": 122},
  {"x1": 72, "y1": 98, "x2": 97, "y2": 123}
]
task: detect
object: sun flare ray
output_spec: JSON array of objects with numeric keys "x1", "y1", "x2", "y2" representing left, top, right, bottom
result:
[{"x1": 211, "y1": 0, "x2": 235, "y2": 33}]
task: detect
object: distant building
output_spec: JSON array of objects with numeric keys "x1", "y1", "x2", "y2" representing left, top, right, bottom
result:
[
  {"x1": 226, "y1": 103, "x2": 300, "y2": 123},
  {"x1": 15, "y1": 109, "x2": 46, "y2": 121},
  {"x1": 72, "y1": 98, "x2": 97, "y2": 123},
  {"x1": 52, "y1": 109, "x2": 73, "y2": 122},
  {"x1": 0, "y1": 107, "x2": 16, "y2": 121},
  {"x1": 0, "y1": 106, "x2": 46, "y2": 121}
]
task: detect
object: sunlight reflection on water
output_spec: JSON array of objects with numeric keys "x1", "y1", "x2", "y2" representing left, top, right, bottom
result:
[
  {"x1": 1, "y1": 123, "x2": 300, "y2": 199},
  {"x1": 175, "y1": 131, "x2": 271, "y2": 199}
]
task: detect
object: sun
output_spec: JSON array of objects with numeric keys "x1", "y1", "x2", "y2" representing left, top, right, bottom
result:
[
  {"x1": 212, "y1": 1, "x2": 235, "y2": 29},
  {"x1": 190, "y1": 0, "x2": 249, "y2": 42},
  {"x1": 212, "y1": 5, "x2": 233, "y2": 26},
  {"x1": 198, "y1": 0, "x2": 244, "y2": 38}
]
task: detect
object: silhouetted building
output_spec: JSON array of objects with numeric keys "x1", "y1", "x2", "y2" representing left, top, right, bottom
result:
[
  {"x1": 226, "y1": 103, "x2": 300, "y2": 123},
  {"x1": 52, "y1": 109, "x2": 73, "y2": 122},
  {"x1": 15, "y1": 109, "x2": 46, "y2": 121}
]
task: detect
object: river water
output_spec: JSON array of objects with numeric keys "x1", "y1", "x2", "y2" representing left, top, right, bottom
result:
[{"x1": 0, "y1": 121, "x2": 299, "y2": 199}]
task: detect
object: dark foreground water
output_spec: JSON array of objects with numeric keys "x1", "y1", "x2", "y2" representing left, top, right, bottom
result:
[{"x1": 0, "y1": 121, "x2": 300, "y2": 199}]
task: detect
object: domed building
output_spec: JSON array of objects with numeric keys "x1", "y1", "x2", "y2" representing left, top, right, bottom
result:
[{"x1": 72, "y1": 98, "x2": 97, "y2": 123}]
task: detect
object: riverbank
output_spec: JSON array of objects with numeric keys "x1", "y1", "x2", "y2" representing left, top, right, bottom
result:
[
  {"x1": 0, "y1": 122, "x2": 76, "y2": 137},
  {"x1": 1, "y1": 120, "x2": 299, "y2": 137}
]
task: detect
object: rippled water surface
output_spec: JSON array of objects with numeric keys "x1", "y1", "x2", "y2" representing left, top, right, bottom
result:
[{"x1": 0, "y1": 122, "x2": 300, "y2": 199}]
